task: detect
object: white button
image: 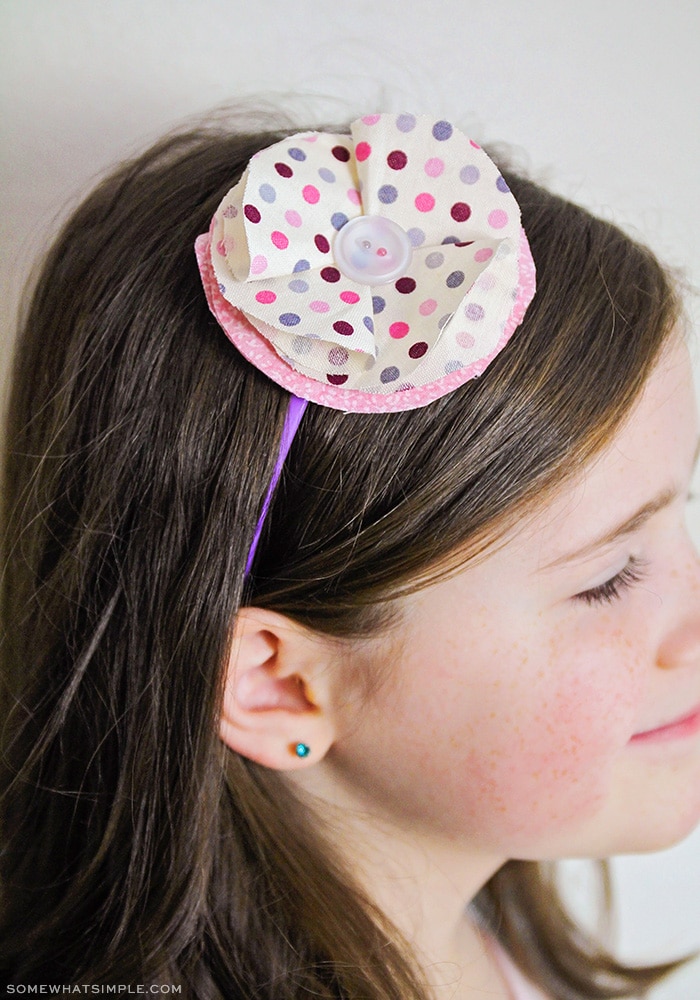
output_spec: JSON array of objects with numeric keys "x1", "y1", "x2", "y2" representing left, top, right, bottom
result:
[{"x1": 334, "y1": 215, "x2": 413, "y2": 286}]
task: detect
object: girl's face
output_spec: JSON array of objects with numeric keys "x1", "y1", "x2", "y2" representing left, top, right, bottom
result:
[{"x1": 328, "y1": 337, "x2": 700, "y2": 859}]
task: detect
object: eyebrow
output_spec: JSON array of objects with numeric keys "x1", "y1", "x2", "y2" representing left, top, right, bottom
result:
[
  {"x1": 544, "y1": 436, "x2": 700, "y2": 569},
  {"x1": 544, "y1": 488, "x2": 679, "y2": 569}
]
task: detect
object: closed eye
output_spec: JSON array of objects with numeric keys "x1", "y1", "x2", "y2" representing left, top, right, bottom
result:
[{"x1": 573, "y1": 556, "x2": 649, "y2": 606}]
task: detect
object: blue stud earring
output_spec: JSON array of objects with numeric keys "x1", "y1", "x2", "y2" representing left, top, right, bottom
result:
[{"x1": 294, "y1": 742, "x2": 311, "y2": 759}]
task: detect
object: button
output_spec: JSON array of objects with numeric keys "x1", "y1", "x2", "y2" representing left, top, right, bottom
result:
[{"x1": 333, "y1": 215, "x2": 413, "y2": 286}]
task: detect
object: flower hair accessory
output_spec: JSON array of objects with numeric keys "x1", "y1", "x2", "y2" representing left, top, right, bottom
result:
[{"x1": 195, "y1": 113, "x2": 536, "y2": 413}]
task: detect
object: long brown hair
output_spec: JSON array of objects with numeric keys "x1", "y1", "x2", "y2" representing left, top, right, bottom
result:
[{"x1": 0, "y1": 116, "x2": 686, "y2": 996}]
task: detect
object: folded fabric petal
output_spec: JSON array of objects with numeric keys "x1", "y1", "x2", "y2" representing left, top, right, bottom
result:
[{"x1": 198, "y1": 113, "x2": 536, "y2": 412}]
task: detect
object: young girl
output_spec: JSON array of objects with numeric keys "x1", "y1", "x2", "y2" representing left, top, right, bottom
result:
[{"x1": 1, "y1": 111, "x2": 698, "y2": 998}]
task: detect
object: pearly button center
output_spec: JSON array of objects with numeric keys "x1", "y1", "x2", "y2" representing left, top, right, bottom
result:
[{"x1": 334, "y1": 215, "x2": 413, "y2": 286}]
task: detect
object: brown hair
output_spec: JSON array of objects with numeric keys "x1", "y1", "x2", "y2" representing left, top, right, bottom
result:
[{"x1": 0, "y1": 117, "x2": 685, "y2": 996}]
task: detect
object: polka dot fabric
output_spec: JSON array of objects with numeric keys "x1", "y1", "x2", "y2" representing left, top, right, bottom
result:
[{"x1": 198, "y1": 114, "x2": 536, "y2": 412}]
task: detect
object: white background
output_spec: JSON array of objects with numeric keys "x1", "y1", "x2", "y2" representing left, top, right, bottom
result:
[{"x1": 1, "y1": 2, "x2": 699, "y2": 996}]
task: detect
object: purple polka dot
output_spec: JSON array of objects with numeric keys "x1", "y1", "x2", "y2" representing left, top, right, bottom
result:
[
  {"x1": 244, "y1": 204, "x2": 261, "y2": 223},
  {"x1": 408, "y1": 341, "x2": 428, "y2": 359},
  {"x1": 292, "y1": 336, "x2": 313, "y2": 355},
  {"x1": 259, "y1": 183, "x2": 276, "y2": 203},
  {"x1": 380, "y1": 366, "x2": 400, "y2": 383},
  {"x1": 318, "y1": 167, "x2": 336, "y2": 183},
  {"x1": 321, "y1": 267, "x2": 341, "y2": 283},
  {"x1": 496, "y1": 175, "x2": 510, "y2": 193},
  {"x1": 451, "y1": 202, "x2": 471, "y2": 222},
  {"x1": 332, "y1": 145, "x2": 351, "y2": 162},
  {"x1": 372, "y1": 296, "x2": 386, "y2": 314},
  {"x1": 331, "y1": 212, "x2": 349, "y2": 230},
  {"x1": 314, "y1": 234, "x2": 330, "y2": 253},
  {"x1": 279, "y1": 313, "x2": 301, "y2": 326},
  {"x1": 425, "y1": 251, "x2": 444, "y2": 269},
  {"x1": 396, "y1": 113, "x2": 416, "y2": 132},
  {"x1": 446, "y1": 271, "x2": 465, "y2": 288},
  {"x1": 222, "y1": 204, "x2": 238, "y2": 218},
  {"x1": 395, "y1": 277, "x2": 416, "y2": 294},
  {"x1": 274, "y1": 162, "x2": 293, "y2": 178},
  {"x1": 432, "y1": 120, "x2": 453, "y2": 141},
  {"x1": 378, "y1": 184, "x2": 398, "y2": 204},
  {"x1": 445, "y1": 360, "x2": 463, "y2": 373},
  {"x1": 363, "y1": 316, "x2": 374, "y2": 332},
  {"x1": 288, "y1": 147, "x2": 306, "y2": 161},
  {"x1": 288, "y1": 279, "x2": 309, "y2": 293},
  {"x1": 328, "y1": 347, "x2": 349, "y2": 365},
  {"x1": 407, "y1": 227, "x2": 425, "y2": 246},
  {"x1": 465, "y1": 303, "x2": 485, "y2": 321},
  {"x1": 293, "y1": 259, "x2": 310, "y2": 272},
  {"x1": 387, "y1": 149, "x2": 408, "y2": 169},
  {"x1": 442, "y1": 236, "x2": 460, "y2": 245},
  {"x1": 327, "y1": 373, "x2": 348, "y2": 385},
  {"x1": 333, "y1": 321, "x2": 354, "y2": 336},
  {"x1": 460, "y1": 165, "x2": 480, "y2": 184}
]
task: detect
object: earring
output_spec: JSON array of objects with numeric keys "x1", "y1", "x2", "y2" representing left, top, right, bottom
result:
[{"x1": 294, "y1": 742, "x2": 311, "y2": 759}]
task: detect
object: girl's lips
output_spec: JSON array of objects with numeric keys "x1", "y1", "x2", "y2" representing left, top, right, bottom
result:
[{"x1": 630, "y1": 705, "x2": 700, "y2": 744}]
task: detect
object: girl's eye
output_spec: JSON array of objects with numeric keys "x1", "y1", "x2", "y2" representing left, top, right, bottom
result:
[{"x1": 573, "y1": 556, "x2": 649, "y2": 607}]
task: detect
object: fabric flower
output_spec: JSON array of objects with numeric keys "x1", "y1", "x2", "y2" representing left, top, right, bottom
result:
[{"x1": 195, "y1": 114, "x2": 536, "y2": 412}]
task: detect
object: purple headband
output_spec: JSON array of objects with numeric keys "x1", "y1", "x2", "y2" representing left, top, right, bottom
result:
[{"x1": 195, "y1": 114, "x2": 537, "y2": 574}]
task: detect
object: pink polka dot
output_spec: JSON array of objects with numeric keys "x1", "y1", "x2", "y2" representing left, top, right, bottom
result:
[
  {"x1": 271, "y1": 230, "x2": 289, "y2": 249},
  {"x1": 488, "y1": 210, "x2": 509, "y2": 229},
  {"x1": 362, "y1": 114, "x2": 381, "y2": 125},
  {"x1": 469, "y1": 139, "x2": 481, "y2": 149},
  {"x1": 310, "y1": 300, "x2": 330, "y2": 313},
  {"x1": 303, "y1": 185, "x2": 320, "y2": 204},
  {"x1": 303, "y1": 135, "x2": 318, "y2": 142},
  {"x1": 340, "y1": 290, "x2": 360, "y2": 303},
  {"x1": 285, "y1": 209, "x2": 302, "y2": 228},
  {"x1": 424, "y1": 157, "x2": 444, "y2": 177},
  {"x1": 216, "y1": 237, "x2": 233, "y2": 256},
  {"x1": 250, "y1": 254, "x2": 268, "y2": 275},
  {"x1": 255, "y1": 290, "x2": 276, "y2": 304},
  {"x1": 474, "y1": 247, "x2": 493, "y2": 263},
  {"x1": 415, "y1": 192, "x2": 436, "y2": 213},
  {"x1": 477, "y1": 272, "x2": 496, "y2": 291},
  {"x1": 389, "y1": 322, "x2": 410, "y2": 339},
  {"x1": 419, "y1": 298, "x2": 437, "y2": 316},
  {"x1": 347, "y1": 188, "x2": 361, "y2": 205},
  {"x1": 355, "y1": 141, "x2": 372, "y2": 162},
  {"x1": 456, "y1": 331, "x2": 476, "y2": 348}
]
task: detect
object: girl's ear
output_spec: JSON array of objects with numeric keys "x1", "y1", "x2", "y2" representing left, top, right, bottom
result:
[{"x1": 219, "y1": 607, "x2": 338, "y2": 770}]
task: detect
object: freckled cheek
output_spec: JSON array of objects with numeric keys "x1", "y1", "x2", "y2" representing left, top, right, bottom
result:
[{"x1": 454, "y1": 634, "x2": 646, "y2": 837}]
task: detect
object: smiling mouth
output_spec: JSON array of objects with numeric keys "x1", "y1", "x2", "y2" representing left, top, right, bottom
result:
[{"x1": 630, "y1": 705, "x2": 700, "y2": 744}]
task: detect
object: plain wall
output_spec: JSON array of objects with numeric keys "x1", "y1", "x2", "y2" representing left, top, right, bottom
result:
[{"x1": 1, "y1": 2, "x2": 699, "y2": 995}]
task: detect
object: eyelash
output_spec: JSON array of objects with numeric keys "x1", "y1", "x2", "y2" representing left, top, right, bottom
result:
[{"x1": 574, "y1": 556, "x2": 649, "y2": 606}]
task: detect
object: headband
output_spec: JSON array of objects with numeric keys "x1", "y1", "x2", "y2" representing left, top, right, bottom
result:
[{"x1": 195, "y1": 114, "x2": 537, "y2": 569}]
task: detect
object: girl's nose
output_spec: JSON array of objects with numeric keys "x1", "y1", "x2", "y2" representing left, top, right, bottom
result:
[{"x1": 656, "y1": 544, "x2": 700, "y2": 670}]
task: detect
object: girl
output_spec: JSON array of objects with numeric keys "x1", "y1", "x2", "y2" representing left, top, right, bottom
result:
[{"x1": 1, "y1": 112, "x2": 698, "y2": 998}]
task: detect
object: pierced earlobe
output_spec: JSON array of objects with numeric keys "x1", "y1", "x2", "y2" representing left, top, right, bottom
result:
[{"x1": 293, "y1": 742, "x2": 311, "y2": 759}]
